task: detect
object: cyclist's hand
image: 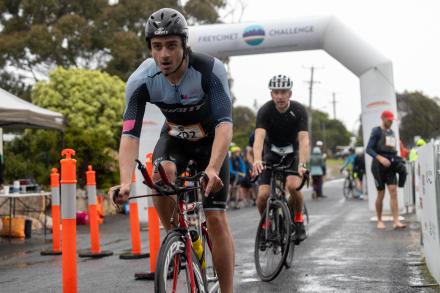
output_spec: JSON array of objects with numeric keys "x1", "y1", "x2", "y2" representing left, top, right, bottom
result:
[
  {"x1": 378, "y1": 156, "x2": 391, "y2": 167},
  {"x1": 108, "y1": 183, "x2": 130, "y2": 205},
  {"x1": 253, "y1": 160, "x2": 265, "y2": 175},
  {"x1": 203, "y1": 167, "x2": 223, "y2": 197},
  {"x1": 298, "y1": 166, "x2": 308, "y2": 177}
]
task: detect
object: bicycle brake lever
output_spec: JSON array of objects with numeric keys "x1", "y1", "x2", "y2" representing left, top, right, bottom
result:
[
  {"x1": 157, "y1": 163, "x2": 172, "y2": 186},
  {"x1": 136, "y1": 159, "x2": 155, "y2": 189}
]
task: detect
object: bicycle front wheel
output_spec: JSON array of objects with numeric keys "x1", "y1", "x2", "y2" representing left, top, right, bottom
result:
[
  {"x1": 342, "y1": 177, "x2": 352, "y2": 199},
  {"x1": 155, "y1": 232, "x2": 206, "y2": 293},
  {"x1": 254, "y1": 200, "x2": 291, "y2": 281}
]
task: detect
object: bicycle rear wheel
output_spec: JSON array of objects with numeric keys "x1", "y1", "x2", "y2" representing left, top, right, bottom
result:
[
  {"x1": 254, "y1": 200, "x2": 291, "y2": 281},
  {"x1": 155, "y1": 232, "x2": 206, "y2": 293}
]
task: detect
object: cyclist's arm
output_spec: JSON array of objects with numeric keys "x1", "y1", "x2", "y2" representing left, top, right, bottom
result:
[
  {"x1": 298, "y1": 131, "x2": 310, "y2": 165},
  {"x1": 340, "y1": 157, "x2": 350, "y2": 171},
  {"x1": 120, "y1": 63, "x2": 150, "y2": 186},
  {"x1": 253, "y1": 128, "x2": 266, "y2": 163},
  {"x1": 206, "y1": 58, "x2": 233, "y2": 173},
  {"x1": 207, "y1": 123, "x2": 232, "y2": 173},
  {"x1": 119, "y1": 136, "x2": 139, "y2": 186}
]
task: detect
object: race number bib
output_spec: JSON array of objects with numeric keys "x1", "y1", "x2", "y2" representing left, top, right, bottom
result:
[
  {"x1": 167, "y1": 122, "x2": 206, "y2": 141},
  {"x1": 385, "y1": 136, "x2": 396, "y2": 148},
  {"x1": 271, "y1": 144, "x2": 294, "y2": 155}
]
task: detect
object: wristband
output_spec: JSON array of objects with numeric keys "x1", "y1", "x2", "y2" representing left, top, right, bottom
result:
[{"x1": 298, "y1": 162, "x2": 307, "y2": 169}]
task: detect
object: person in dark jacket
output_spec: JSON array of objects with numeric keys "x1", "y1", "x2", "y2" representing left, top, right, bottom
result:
[{"x1": 366, "y1": 110, "x2": 406, "y2": 230}]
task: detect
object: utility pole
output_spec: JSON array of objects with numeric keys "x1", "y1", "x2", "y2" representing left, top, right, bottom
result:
[
  {"x1": 331, "y1": 92, "x2": 338, "y2": 120},
  {"x1": 303, "y1": 66, "x2": 321, "y2": 143}
]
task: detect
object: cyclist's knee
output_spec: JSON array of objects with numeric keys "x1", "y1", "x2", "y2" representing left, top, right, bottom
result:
[
  {"x1": 152, "y1": 161, "x2": 176, "y2": 182},
  {"x1": 205, "y1": 212, "x2": 229, "y2": 232},
  {"x1": 286, "y1": 176, "x2": 301, "y2": 191}
]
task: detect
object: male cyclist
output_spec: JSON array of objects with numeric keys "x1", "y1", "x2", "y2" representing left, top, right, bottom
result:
[
  {"x1": 110, "y1": 8, "x2": 234, "y2": 292},
  {"x1": 253, "y1": 75, "x2": 310, "y2": 243}
]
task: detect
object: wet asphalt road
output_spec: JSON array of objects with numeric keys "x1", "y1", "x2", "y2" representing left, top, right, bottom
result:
[{"x1": 0, "y1": 179, "x2": 439, "y2": 292}]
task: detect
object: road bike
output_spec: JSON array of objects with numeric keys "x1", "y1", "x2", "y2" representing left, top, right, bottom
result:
[
  {"x1": 115, "y1": 160, "x2": 220, "y2": 293},
  {"x1": 253, "y1": 156, "x2": 309, "y2": 282}
]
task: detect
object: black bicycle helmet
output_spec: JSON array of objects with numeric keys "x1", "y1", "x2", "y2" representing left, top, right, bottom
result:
[{"x1": 145, "y1": 8, "x2": 188, "y2": 49}]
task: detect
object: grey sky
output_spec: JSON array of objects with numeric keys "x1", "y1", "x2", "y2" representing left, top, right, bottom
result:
[{"x1": 224, "y1": 0, "x2": 440, "y2": 132}]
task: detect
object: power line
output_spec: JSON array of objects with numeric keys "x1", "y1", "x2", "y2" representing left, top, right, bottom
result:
[{"x1": 303, "y1": 65, "x2": 323, "y2": 142}]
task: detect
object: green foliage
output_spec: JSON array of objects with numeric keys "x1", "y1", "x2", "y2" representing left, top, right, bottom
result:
[
  {"x1": 0, "y1": 0, "x2": 226, "y2": 90},
  {"x1": 311, "y1": 109, "x2": 351, "y2": 153},
  {"x1": 232, "y1": 106, "x2": 255, "y2": 148},
  {"x1": 4, "y1": 68, "x2": 124, "y2": 188},
  {"x1": 397, "y1": 91, "x2": 440, "y2": 145}
]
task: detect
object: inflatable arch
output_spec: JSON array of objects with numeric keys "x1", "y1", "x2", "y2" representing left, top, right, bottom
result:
[{"x1": 139, "y1": 15, "x2": 402, "y2": 211}]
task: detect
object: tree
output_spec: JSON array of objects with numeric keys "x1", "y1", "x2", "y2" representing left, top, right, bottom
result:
[
  {"x1": 0, "y1": 0, "x2": 226, "y2": 96},
  {"x1": 232, "y1": 106, "x2": 255, "y2": 148},
  {"x1": 397, "y1": 91, "x2": 440, "y2": 145},
  {"x1": 311, "y1": 109, "x2": 351, "y2": 153},
  {"x1": 4, "y1": 67, "x2": 125, "y2": 188}
]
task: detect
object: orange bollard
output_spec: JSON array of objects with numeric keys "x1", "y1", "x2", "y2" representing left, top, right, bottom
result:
[
  {"x1": 135, "y1": 153, "x2": 161, "y2": 280},
  {"x1": 60, "y1": 149, "x2": 77, "y2": 293},
  {"x1": 78, "y1": 165, "x2": 113, "y2": 258},
  {"x1": 120, "y1": 173, "x2": 150, "y2": 259},
  {"x1": 41, "y1": 168, "x2": 62, "y2": 256}
]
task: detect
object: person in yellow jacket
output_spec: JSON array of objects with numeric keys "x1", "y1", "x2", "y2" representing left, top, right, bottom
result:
[{"x1": 409, "y1": 138, "x2": 426, "y2": 162}]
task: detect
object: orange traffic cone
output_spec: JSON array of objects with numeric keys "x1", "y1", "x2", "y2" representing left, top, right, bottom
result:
[
  {"x1": 78, "y1": 165, "x2": 113, "y2": 258},
  {"x1": 41, "y1": 168, "x2": 62, "y2": 256}
]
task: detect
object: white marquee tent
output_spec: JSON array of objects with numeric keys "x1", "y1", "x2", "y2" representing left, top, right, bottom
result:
[{"x1": 0, "y1": 87, "x2": 65, "y2": 130}]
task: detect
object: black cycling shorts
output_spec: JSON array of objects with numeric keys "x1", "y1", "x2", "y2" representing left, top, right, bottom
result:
[
  {"x1": 259, "y1": 151, "x2": 298, "y2": 185},
  {"x1": 353, "y1": 170, "x2": 364, "y2": 182},
  {"x1": 152, "y1": 134, "x2": 229, "y2": 211},
  {"x1": 371, "y1": 159, "x2": 397, "y2": 191}
]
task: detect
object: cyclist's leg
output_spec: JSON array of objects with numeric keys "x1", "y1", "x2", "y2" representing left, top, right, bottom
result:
[
  {"x1": 256, "y1": 151, "x2": 276, "y2": 214},
  {"x1": 151, "y1": 134, "x2": 188, "y2": 231},
  {"x1": 285, "y1": 153, "x2": 302, "y2": 215},
  {"x1": 202, "y1": 157, "x2": 234, "y2": 293},
  {"x1": 256, "y1": 185, "x2": 270, "y2": 215}
]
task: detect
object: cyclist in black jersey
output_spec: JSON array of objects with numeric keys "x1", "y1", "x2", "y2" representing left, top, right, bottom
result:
[
  {"x1": 108, "y1": 8, "x2": 234, "y2": 293},
  {"x1": 252, "y1": 75, "x2": 310, "y2": 243}
]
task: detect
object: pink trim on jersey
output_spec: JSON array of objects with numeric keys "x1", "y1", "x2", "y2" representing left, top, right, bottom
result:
[{"x1": 123, "y1": 120, "x2": 136, "y2": 132}]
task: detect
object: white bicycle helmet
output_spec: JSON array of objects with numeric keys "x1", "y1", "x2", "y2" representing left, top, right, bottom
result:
[{"x1": 268, "y1": 74, "x2": 293, "y2": 90}]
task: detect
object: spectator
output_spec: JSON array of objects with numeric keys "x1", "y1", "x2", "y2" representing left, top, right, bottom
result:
[
  {"x1": 366, "y1": 110, "x2": 406, "y2": 230},
  {"x1": 409, "y1": 138, "x2": 426, "y2": 162},
  {"x1": 310, "y1": 146, "x2": 326, "y2": 199}
]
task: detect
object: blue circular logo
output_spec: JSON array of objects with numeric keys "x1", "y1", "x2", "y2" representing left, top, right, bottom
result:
[{"x1": 243, "y1": 25, "x2": 265, "y2": 46}]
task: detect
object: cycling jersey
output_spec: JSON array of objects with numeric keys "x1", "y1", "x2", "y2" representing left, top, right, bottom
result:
[
  {"x1": 122, "y1": 52, "x2": 232, "y2": 141},
  {"x1": 255, "y1": 100, "x2": 308, "y2": 152}
]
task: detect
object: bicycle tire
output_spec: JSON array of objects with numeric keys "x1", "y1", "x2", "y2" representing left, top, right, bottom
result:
[
  {"x1": 155, "y1": 231, "x2": 206, "y2": 293},
  {"x1": 254, "y1": 200, "x2": 291, "y2": 281},
  {"x1": 342, "y1": 177, "x2": 352, "y2": 199}
]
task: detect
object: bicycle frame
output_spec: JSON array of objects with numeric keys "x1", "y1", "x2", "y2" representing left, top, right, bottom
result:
[{"x1": 132, "y1": 159, "x2": 215, "y2": 293}]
